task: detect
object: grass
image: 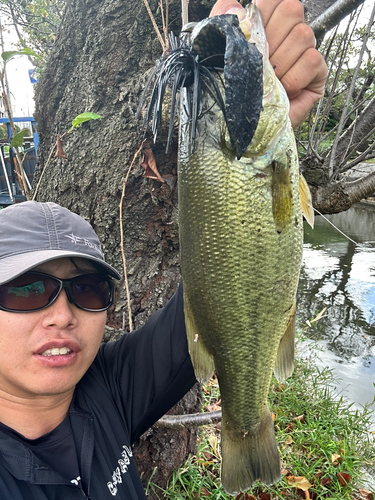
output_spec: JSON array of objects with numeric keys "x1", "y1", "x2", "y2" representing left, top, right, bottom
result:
[{"x1": 149, "y1": 347, "x2": 375, "y2": 500}]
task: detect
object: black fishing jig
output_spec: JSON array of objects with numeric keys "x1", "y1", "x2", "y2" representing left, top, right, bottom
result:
[{"x1": 138, "y1": 14, "x2": 263, "y2": 160}]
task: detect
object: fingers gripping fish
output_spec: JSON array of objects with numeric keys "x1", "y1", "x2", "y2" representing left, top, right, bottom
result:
[{"x1": 139, "y1": 4, "x2": 311, "y2": 495}]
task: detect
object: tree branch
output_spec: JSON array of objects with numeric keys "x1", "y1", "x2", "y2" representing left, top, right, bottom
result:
[
  {"x1": 310, "y1": 171, "x2": 375, "y2": 214},
  {"x1": 155, "y1": 411, "x2": 222, "y2": 429},
  {"x1": 328, "y1": 1, "x2": 375, "y2": 179},
  {"x1": 310, "y1": 0, "x2": 366, "y2": 40},
  {"x1": 326, "y1": 97, "x2": 375, "y2": 177}
]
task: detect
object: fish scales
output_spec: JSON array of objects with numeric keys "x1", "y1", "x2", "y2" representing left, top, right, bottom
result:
[
  {"x1": 179, "y1": 123, "x2": 302, "y2": 428},
  {"x1": 178, "y1": 7, "x2": 303, "y2": 495}
]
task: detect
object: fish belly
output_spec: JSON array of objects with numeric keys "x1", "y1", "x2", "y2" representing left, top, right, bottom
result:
[{"x1": 179, "y1": 115, "x2": 303, "y2": 493}]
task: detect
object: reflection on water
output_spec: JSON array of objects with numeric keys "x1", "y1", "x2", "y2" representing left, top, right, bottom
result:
[{"x1": 297, "y1": 205, "x2": 375, "y2": 412}]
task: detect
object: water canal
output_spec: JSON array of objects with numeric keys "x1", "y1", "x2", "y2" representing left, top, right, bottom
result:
[{"x1": 297, "y1": 204, "x2": 375, "y2": 415}]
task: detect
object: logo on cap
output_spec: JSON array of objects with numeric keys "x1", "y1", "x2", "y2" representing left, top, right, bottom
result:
[{"x1": 65, "y1": 233, "x2": 103, "y2": 255}]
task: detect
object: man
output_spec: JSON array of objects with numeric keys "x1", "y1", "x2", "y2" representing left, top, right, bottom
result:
[{"x1": 0, "y1": 0, "x2": 327, "y2": 498}]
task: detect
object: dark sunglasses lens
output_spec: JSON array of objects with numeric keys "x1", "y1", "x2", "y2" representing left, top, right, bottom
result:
[
  {"x1": 0, "y1": 273, "x2": 60, "y2": 312},
  {"x1": 70, "y1": 275, "x2": 112, "y2": 311}
]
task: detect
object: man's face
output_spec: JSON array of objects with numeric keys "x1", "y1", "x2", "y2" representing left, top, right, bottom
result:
[{"x1": 0, "y1": 258, "x2": 107, "y2": 399}]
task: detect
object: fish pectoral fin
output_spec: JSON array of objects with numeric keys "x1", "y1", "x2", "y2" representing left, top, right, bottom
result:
[
  {"x1": 183, "y1": 292, "x2": 215, "y2": 383},
  {"x1": 299, "y1": 174, "x2": 314, "y2": 228},
  {"x1": 273, "y1": 301, "x2": 296, "y2": 382},
  {"x1": 221, "y1": 408, "x2": 281, "y2": 494},
  {"x1": 271, "y1": 160, "x2": 293, "y2": 232}
]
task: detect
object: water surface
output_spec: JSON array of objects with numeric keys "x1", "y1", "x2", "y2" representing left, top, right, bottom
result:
[{"x1": 297, "y1": 205, "x2": 375, "y2": 415}]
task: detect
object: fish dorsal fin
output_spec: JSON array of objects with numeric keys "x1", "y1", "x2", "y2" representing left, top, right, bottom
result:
[
  {"x1": 299, "y1": 174, "x2": 314, "y2": 228},
  {"x1": 273, "y1": 301, "x2": 296, "y2": 382}
]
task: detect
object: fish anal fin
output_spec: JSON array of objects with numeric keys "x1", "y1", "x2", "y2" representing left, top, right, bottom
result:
[
  {"x1": 299, "y1": 174, "x2": 314, "y2": 228},
  {"x1": 183, "y1": 292, "x2": 215, "y2": 383},
  {"x1": 221, "y1": 408, "x2": 281, "y2": 494},
  {"x1": 273, "y1": 301, "x2": 296, "y2": 382}
]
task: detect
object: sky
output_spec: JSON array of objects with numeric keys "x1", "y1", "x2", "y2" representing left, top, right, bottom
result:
[
  {"x1": 5, "y1": 57, "x2": 35, "y2": 117},
  {"x1": 0, "y1": 19, "x2": 35, "y2": 117},
  {"x1": 0, "y1": 0, "x2": 373, "y2": 119}
]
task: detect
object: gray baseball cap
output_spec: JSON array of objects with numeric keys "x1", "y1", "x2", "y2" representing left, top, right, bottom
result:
[{"x1": 0, "y1": 201, "x2": 121, "y2": 284}]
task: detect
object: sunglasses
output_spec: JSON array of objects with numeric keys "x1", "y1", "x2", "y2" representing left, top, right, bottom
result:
[{"x1": 0, "y1": 272, "x2": 115, "y2": 313}]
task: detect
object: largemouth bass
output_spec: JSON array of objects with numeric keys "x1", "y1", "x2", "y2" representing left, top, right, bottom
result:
[{"x1": 140, "y1": 4, "x2": 312, "y2": 495}]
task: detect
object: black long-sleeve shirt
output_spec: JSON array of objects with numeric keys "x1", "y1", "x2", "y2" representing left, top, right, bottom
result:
[{"x1": 0, "y1": 283, "x2": 196, "y2": 499}]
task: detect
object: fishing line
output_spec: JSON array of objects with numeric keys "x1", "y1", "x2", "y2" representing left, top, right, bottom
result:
[{"x1": 309, "y1": 203, "x2": 359, "y2": 246}]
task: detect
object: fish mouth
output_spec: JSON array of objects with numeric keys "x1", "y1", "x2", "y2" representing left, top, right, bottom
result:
[{"x1": 138, "y1": 10, "x2": 264, "y2": 160}]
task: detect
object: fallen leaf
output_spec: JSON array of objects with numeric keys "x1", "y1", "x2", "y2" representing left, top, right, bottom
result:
[
  {"x1": 205, "y1": 403, "x2": 221, "y2": 412},
  {"x1": 286, "y1": 476, "x2": 312, "y2": 491},
  {"x1": 337, "y1": 472, "x2": 351, "y2": 487},
  {"x1": 320, "y1": 477, "x2": 332, "y2": 486},
  {"x1": 55, "y1": 135, "x2": 67, "y2": 160},
  {"x1": 287, "y1": 423, "x2": 295, "y2": 431},
  {"x1": 207, "y1": 435, "x2": 220, "y2": 457},
  {"x1": 275, "y1": 384, "x2": 284, "y2": 392},
  {"x1": 331, "y1": 453, "x2": 342, "y2": 466},
  {"x1": 293, "y1": 414, "x2": 305, "y2": 424},
  {"x1": 141, "y1": 146, "x2": 164, "y2": 182},
  {"x1": 359, "y1": 489, "x2": 374, "y2": 500},
  {"x1": 235, "y1": 494, "x2": 256, "y2": 500},
  {"x1": 260, "y1": 494, "x2": 271, "y2": 500},
  {"x1": 285, "y1": 436, "x2": 293, "y2": 445},
  {"x1": 271, "y1": 412, "x2": 276, "y2": 421},
  {"x1": 200, "y1": 486, "x2": 210, "y2": 496},
  {"x1": 202, "y1": 451, "x2": 214, "y2": 461}
]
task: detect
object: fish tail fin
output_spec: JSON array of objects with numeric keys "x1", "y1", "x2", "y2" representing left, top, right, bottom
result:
[
  {"x1": 221, "y1": 409, "x2": 281, "y2": 495},
  {"x1": 273, "y1": 300, "x2": 296, "y2": 382},
  {"x1": 183, "y1": 292, "x2": 215, "y2": 382}
]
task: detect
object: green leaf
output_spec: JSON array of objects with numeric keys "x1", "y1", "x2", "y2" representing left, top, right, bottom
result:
[
  {"x1": 1, "y1": 48, "x2": 43, "y2": 63},
  {"x1": 70, "y1": 112, "x2": 102, "y2": 131},
  {"x1": 10, "y1": 129, "x2": 29, "y2": 148}
]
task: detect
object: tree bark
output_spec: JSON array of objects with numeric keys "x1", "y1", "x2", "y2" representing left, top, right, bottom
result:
[{"x1": 310, "y1": 171, "x2": 375, "y2": 213}]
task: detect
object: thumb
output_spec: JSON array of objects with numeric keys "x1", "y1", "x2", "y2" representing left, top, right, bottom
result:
[{"x1": 210, "y1": 0, "x2": 245, "y2": 17}]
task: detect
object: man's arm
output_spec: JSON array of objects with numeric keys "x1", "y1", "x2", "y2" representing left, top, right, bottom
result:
[{"x1": 210, "y1": 0, "x2": 328, "y2": 128}]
